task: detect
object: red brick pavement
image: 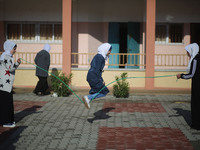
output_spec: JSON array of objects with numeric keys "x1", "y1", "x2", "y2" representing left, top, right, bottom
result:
[
  {"x1": 14, "y1": 100, "x2": 47, "y2": 111},
  {"x1": 99, "y1": 102, "x2": 194, "y2": 150},
  {"x1": 97, "y1": 127, "x2": 194, "y2": 150},
  {"x1": 103, "y1": 102, "x2": 166, "y2": 113}
]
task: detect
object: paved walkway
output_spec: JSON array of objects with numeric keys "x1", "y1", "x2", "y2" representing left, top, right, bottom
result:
[{"x1": 0, "y1": 89, "x2": 200, "y2": 150}]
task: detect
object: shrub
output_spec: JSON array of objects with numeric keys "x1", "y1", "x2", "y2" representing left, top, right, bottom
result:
[
  {"x1": 51, "y1": 71, "x2": 72, "y2": 97},
  {"x1": 113, "y1": 73, "x2": 129, "y2": 98}
]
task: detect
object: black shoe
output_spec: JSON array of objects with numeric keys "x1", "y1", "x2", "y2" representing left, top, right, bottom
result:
[
  {"x1": 42, "y1": 91, "x2": 51, "y2": 95},
  {"x1": 33, "y1": 91, "x2": 39, "y2": 95}
]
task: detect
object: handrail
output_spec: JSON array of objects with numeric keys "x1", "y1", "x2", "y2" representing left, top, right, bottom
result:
[{"x1": 0, "y1": 52, "x2": 188, "y2": 69}]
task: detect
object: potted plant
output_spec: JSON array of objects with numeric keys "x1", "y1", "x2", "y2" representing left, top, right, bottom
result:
[
  {"x1": 113, "y1": 73, "x2": 129, "y2": 98},
  {"x1": 50, "y1": 71, "x2": 72, "y2": 97}
]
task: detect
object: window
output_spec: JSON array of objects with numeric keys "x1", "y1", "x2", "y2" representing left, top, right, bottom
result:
[
  {"x1": 40, "y1": 24, "x2": 53, "y2": 40},
  {"x1": 156, "y1": 24, "x2": 166, "y2": 42},
  {"x1": 22, "y1": 24, "x2": 35, "y2": 40},
  {"x1": 7, "y1": 24, "x2": 20, "y2": 40},
  {"x1": 6, "y1": 22, "x2": 62, "y2": 42},
  {"x1": 54, "y1": 24, "x2": 62, "y2": 40},
  {"x1": 156, "y1": 23, "x2": 183, "y2": 44},
  {"x1": 169, "y1": 24, "x2": 183, "y2": 43}
]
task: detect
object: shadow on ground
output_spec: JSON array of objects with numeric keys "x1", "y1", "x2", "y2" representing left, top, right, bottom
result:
[
  {"x1": 0, "y1": 126, "x2": 27, "y2": 150},
  {"x1": 0, "y1": 105, "x2": 41, "y2": 149},
  {"x1": 170, "y1": 108, "x2": 200, "y2": 150},
  {"x1": 88, "y1": 107, "x2": 115, "y2": 123},
  {"x1": 170, "y1": 108, "x2": 192, "y2": 126},
  {"x1": 15, "y1": 105, "x2": 42, "y2": 123}
]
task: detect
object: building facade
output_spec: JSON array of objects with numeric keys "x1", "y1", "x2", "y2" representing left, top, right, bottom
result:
[{"x1": 0, "y1": 0, "x2": 200, "y2": 90}]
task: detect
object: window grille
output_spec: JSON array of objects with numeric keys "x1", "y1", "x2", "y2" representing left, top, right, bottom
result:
[
  {"x1": 6, "y1": 22, "x2": 62, "y2": 43},
  {"x1": 7, "y1": 24, "x2": 20, "y2": 40},
  {"x1": 40, "y1": 24, "x2": 53, "y2": 40},
  {"x1": 156, "y1": 23, "x2": 183, "y2": 44},
  {"x1": 22, "y1": 24, "x2": 35, "y2": 40},
  {"x1": 156, "y1": 25, "x2": 166, "y2": 42},
  {"x1": 54, "y1": 24, "x2": 62, "y2": 40},
  {"x1": 169, "y1": 24, "x2": 183, "y2": 43}
]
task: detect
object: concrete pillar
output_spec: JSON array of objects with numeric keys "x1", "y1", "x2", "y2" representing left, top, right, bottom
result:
[
  {"x1": 62, "y1": 0, "x2": 72, "y2": 75},
  {"x1": 145, "y1": 0, "x2": 156, "y2": 89}
]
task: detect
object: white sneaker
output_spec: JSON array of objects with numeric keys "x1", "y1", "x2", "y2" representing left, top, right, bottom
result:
[
  {"x1": 3, "y1": 122, "x2": 16, "y2": 128},
  {"x1": 82, "y1": 96, "x2": 90, "y2": 109}
]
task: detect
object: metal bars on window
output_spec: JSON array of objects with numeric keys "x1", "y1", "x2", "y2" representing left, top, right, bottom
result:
[
  {"x1": 156, "y1": 23, "x2": 183, "y2": 44},
  {"x1": 6, "y1": 23, "x2": 62, "y2": 43}
]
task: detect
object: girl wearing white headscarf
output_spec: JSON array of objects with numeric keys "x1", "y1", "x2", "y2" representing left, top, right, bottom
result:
[
  {"x1": 177, "y1": 43, "x2": 200, "y2": 130},
  {"x1": 33, "y1": 44, "x2": 51, "y2": 96},
  {"x1": 0, "y1": 40, "x2": 21, "y2": 128},
  {"x1": 82, "y1": 43, "x2": 112, "y2": 109}
]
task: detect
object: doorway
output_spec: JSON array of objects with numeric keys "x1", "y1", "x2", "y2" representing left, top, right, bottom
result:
[
  {"x1": 191, "y1": 23, "x2": 200, "y2": 46},
  {"x1": 119, "y1": 23, "x2": 127, "y2": 68},
  {"x1": 108, "y1": 22, "x2": 140, "y2": 69}
]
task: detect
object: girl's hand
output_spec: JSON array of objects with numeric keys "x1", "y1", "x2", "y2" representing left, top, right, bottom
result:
[
  {"x1": 176, "y1": 74, "x2": 181, "y2": 79},
  {"x1": 17, "y1": 58, "x2": 21, "y2": 64}
]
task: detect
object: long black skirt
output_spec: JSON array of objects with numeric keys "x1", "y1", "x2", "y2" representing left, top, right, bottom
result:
[
  {"x1": 191, "y1": 78, "x2": 200, "y2": 130},
  {"x1": 34, "y1": 76, "x2": 48, "y2": 93},
  {"x1": 0, "y1": 90, "x2": 14, "y2": 125}
]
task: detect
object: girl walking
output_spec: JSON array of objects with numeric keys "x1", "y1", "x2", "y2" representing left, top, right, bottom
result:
[{"x1": 33, "y1": 44, "x2": 51, "y2": 96}]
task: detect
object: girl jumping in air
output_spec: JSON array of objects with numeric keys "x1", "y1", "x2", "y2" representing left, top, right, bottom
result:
[{"x1": 82, "y1": 43, "x2": 112, "y2": 109}]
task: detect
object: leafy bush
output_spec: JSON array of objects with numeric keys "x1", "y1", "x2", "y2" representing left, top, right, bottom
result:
[
  {"x1": 51, "y1": 71, "x2": 72, "y2": 97},
  {"x1": 113, "y1": 73, "x2": 129, "y2": 98}
]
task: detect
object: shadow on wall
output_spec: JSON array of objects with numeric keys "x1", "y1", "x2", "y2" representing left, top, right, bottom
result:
[{"x1": 72, "y1": 22, "x2": 108, "y2": 52}]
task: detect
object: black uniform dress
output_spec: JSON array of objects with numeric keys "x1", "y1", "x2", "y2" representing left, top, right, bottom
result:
[
  {"x1": 87, "y1": 54, "x2": 109, "y2": 95},
  {"x1": 181, "y1": 53, "x2": 200, "y2": 130},
  {"x1": 34, "y1": 50, "x2": 50, "y2": 94}
]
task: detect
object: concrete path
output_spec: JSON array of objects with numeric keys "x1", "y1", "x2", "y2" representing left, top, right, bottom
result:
[{"x1": 0, "y1": 89, "x2": 200, "y2": 150}]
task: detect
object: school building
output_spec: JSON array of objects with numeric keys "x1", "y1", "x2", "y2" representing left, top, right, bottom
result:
[{"x1": 0, "y1": 0, "x2": 200, "y2": 90}]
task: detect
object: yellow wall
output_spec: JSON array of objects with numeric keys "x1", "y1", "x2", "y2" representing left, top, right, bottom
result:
[
  {"x1": 71, "y1": 70, "x2": 146, "y2": 88},
  {"x1": 102, "y1": 70, "x2": 145, "y2": 88},
  {"x1": 14, "y1": 69, "x2": 38, "y2": 87},
  {"x1": 154, "y1": 71, "x2": 191, "y2": 89},
  {"x1": 13, "y1": 69, "x2": 191, "y2": 89}
]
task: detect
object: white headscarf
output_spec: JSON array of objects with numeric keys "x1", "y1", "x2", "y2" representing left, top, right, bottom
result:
[
  {"x1": 0, "y1": 40, "x2": 16, "y2": 61},
  {"x1": 97, "y1": 43, "x2": 112, "y2": 60},
  {"x1": 185, "y1": 43, "x2": 199, "y2": 73},
  {"x1": 43, "y1": 44, "x2": 51, "y2": 53}
]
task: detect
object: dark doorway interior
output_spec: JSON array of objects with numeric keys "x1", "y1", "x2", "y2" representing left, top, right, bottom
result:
[
  {"x1": 191, "y1": 23, "x2": 200, "y2": 46},
  {"x1": 119, "y1": 23, "x2": 127, "y2": 68}
]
